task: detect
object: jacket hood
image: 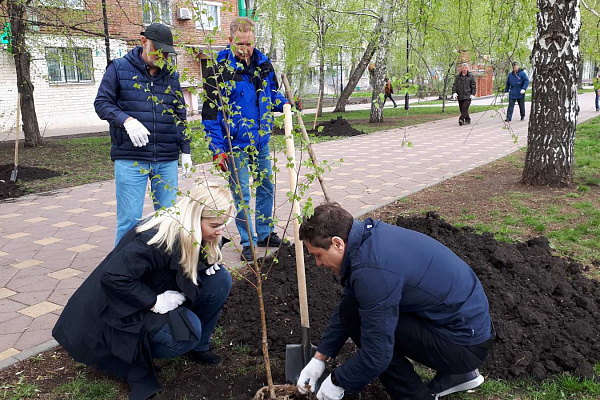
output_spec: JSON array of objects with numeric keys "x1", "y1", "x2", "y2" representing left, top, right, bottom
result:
[
  {"x1": 217, "y1": 46, "x2": 271, "y2": 69},
  {"x1": 123, "y1": 46, "x2": 168, "y2": 78}
]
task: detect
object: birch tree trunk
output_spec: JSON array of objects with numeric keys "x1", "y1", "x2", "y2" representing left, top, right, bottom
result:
[
  {"x1": 369, "y1": 0, "x2": 397, "y2": 123},
  {"x1": 522, "y1": 0, "x2": 581, "y2": 187},
  {"x1": 8, "y1": 0, "x2": 42, "y2": 147},
  {"x1": 333, "y1": 18, "x2": 382, "y2": 113}
]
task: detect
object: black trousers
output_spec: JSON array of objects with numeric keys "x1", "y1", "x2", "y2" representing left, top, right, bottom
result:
[
  {"x1": 384, "y1": 93, "x2": 397, "y2": 107},
  {"x1": 338, "y1": 295, "x2": 489, "y2": 400},
  {"x1": 458, "y1": 99, "x2": 471, "y2": 122},
  {"x1": 506, "y1": 97, "x2": 525, "y2": 121}
]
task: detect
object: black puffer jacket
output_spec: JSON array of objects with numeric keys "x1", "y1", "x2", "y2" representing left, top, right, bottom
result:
[{"x1": 452, "y1": 71, "x2": 477, "y2": 100}]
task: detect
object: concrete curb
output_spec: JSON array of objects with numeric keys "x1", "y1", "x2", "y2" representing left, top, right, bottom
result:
[{"x1": 0, "y1": 340, "x2": 59, "y2": 370}]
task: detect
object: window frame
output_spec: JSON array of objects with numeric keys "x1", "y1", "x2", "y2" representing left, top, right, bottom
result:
[
  {"x1": 45, "y1": 46, "x2": 95, "y2": 84},
  {"x1": 194, "y1": 1, "x2": 221, "y2": 31},
  {"x1": 142, "y1": 0, "x2": 173, "y2": 26}
]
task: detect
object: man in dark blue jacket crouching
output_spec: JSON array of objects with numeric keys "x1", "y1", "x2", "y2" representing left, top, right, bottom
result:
[{"x1": 296, "y1": 203, "x2": 494, "y2": 400}]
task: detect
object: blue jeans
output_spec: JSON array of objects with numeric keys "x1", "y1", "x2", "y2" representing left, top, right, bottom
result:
[
  {"x1": 506, "y1": 97, "x2": 525, "y2": 121},
  {"x1": 114, "y1": 159, "x2": 178, "y2": 246},
  {"x1": 149, "y1": 267, "x2": 232, "y2": 359},
  {"x1": 227, "y1": 145, "x2": 274, "y2": 247}
]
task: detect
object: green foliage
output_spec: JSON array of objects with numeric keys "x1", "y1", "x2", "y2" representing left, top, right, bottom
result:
[
  {"x1": 0, "y1": 377, "x2": 39, "y2": 400},
  {"x1": 52, "y1": 372, "x2": 116, "y2": 400}
]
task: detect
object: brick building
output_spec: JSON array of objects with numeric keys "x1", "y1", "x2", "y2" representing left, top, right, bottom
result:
[{"x1": 0, "y1": 0, "x2": 240, "y2": 134}]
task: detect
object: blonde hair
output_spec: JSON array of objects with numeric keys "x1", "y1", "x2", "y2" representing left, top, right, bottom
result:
[
  {"x1": 137, "y1": 181, "x2": 235, "y2": 285},
  {"x1": 230, "y1": 17, "x2": 255, "y2": 36}
]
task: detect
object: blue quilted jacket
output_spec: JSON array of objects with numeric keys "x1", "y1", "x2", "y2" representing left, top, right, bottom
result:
[
  {"x1": 94, "y1": 46, "x2": 189, "y2": 161},
  {"x1": 504, "y1": 69, "x2": 530, "y2": 99},
  {"x1": 201, "y1": 47, "x2": 287, "y2": 154}
]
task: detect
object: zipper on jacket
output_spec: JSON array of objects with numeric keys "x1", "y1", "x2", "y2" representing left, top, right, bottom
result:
[{"x1": 150, "y1": 81, "x2": 157, "y2": 161}]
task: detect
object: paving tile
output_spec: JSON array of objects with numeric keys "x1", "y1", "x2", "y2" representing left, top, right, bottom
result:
[
  {"x1": 5, "y1": 271, "x2": 56, "y2": 292},
  {"x1": 0, "y1": 251, "x2": 8, "y2": 257},
  {"x1": 11, "y1": 259, "x2": 44, "y2": 269},
  {"x1": 27, "y1": 313, "x2": 59, "y2": 332},
  {"x1": 14, "y1": 330, "x2": 52, "y2": 351},
  {"x1": 48, "y1": 288, "x2": 77, "y2": 306},
  {"x1": 0, "y1": 315, "x2": 33, "y2": 335},
  {"x1": 0, "y1": 347, "x2": 20, "y2": 361},
  {"x1": 24, "y1": 217, "x2": 49, "y2": 223},
  {"x1": 33, "y1": 237, "x2": 63, "y2": 246},
  {"x1": 48, "y1": 268, "x2": 83, "y2": 280},
  {"x1": 65, "y1": 207, "x2": 88, "y2": 214},
  {"x1": 81, "y1": 225, "x2": 109, "y2": 233},
  {"x1": 18, "y1": 301, "x2": 63, "y2": 318},
  {"x1": 0, "y1": 288, "x2": 17, "y2": 300},
  {"x1": 56, "y1": 276, "x2": 85, "y2": 290},
  {"x1": 3, "y1": 232, "x2": 31, "y2": 240},
  {"x1": 93, "y1": 212, "x2": 116, "y2": 218},
  {"x1": 52, "y1": 221, "x2": 77, "y2": 228},
  {"x1": 42, "y1": 205, "x2": 62, "y2": 210},
  {"x1": 66, "y1": 244, "x2": 98, "y2": 253},
  {"x1": 0, "y1": 213, "x2": 22, "y2": 219},
  {"x1": 9, "y1": 290, "x2": 55, "y2": 306}
]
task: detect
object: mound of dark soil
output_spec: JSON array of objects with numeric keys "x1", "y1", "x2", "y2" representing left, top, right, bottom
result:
[
  {"x1": 221, "y1": 248, "x2": 342, "y2": 358},
  {"x1": 0, "y1": 164, "x2": 63, "y2": 201},
  {"x1": 221, "y1": 213, "x2": 600, "y2": 382},
  {"x1": 396, "y1": 212, "x2": 600, "y2": 380},
  {"x1": 273, "y1": 116, "x2": 365, "y2": 137}
]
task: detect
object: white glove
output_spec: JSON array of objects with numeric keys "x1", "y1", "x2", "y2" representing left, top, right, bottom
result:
[
  {"x1": 181, "y1": 153, "x2": 192, "y2": 177},
  {"x1": 452, "y1": 93, "x2": 458, "y2": 99},
  {"x1": 152, "y1": 290, "x2": 185, "y2": 314},
  {"x1": 470, "y1": 94, "x2": 475, "y2": 99},
  {"x1": 520, "y1": 89, "x2": 526, "y2": 94},
  {"x1": 123, "y1": 119, "x2": 150, "y2": 147},
  {"x1": 206, "y1": 263, "x2": 221, "y2": 275},
  {"x1": 297, "y1": 357, "x2": 325, "y2": 394},
  {"x1": 317, "y1": 374, "x2": 344, "y2": 400}
]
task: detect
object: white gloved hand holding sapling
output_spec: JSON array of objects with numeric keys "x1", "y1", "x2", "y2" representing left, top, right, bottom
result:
[
  {"x1": 297, "y1": 357, "x2": 326, "y2": 394},
  {"x1": 206, "y1": 263, "x2": 221, "y2": 276},
  {"x1": 520, "y1": 89, "x2": 526, "y2": 94},
  {"x1": 181, "y1": 153, "x2": 193, "y2": 177},
  {"x1": 152, "y1": 290, "x2": 186, "y2": 314},
  {"x1": 123, "y1": 118, "x2": 150, "y2": 147}
]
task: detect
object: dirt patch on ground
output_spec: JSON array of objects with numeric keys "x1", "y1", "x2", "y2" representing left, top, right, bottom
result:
[
  {"x1": 274, "y1": 116, "x2": 365, "y2": 137},
  {"x1": 0, "y1": 164, "x2": 64, "y2": 200}
]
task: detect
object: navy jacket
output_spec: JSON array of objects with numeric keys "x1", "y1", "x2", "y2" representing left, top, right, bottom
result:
[
  {"x1": 201, "y1": 47, "x2": 287, "y2": 154},
  {"x1": 504, "y1": 69, "x2": 530, "y2": 99},
  {"x1": 317, "y1": 219, "x2": 492, "y2": 392},
  {"x1": 94, "y1": 46, "x2": 189, "y2": 162}
]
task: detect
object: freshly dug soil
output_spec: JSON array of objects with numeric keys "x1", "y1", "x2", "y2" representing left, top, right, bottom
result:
[
  {"x1": 0, "y1": 164, "x2": 63, "y2": 200},
  {"x1": 273, "y1": 116, "x2": 365, "y2": 137},
  {"x1": 221, "y1": 214, "x2": 600, "y2": 382}
]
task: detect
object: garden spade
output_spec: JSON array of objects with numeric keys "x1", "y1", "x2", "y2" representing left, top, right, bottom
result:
[
  {"x1": 282, "y1": 104, "x2": 318, "y2": 386},
  {"x1": 10, "y1": 93, "x2": 21, "y2": 183}
]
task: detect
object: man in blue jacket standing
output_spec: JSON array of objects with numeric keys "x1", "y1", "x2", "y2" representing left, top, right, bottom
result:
[
  {"x1": 504, "y1": 62, "x2": 530, "y2": 122},
  {"x1": 296, "y1": 203, "x2": 494, "y2": 400},
  {"x1": 202, "y1": 17, "x2": 289, "y2": 262},
  {"x1": 94, "y1": 23, "x2": 191, "y2": 245}
]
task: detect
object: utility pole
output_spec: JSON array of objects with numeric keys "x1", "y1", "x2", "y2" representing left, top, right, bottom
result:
[{"x1": 404, "y1": 0, "x2": 410, "y2": 110}]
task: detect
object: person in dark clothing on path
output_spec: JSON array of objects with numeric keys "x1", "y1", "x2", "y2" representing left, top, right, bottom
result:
[
  {"x1": 53, "y1": 182, "x2": 236, "y2": 400},
  {"x1": 383, "y1": 77, "x2": 397, "y2": 108},
  {"x1": 452, "y1": 63, "x2": 477, "y2": 126},
  {"x1": 202, "y1": 17, "x2": 289, "y2": 263},
  {"x1": 296, "y1": 203, "x2": 494, "y2": 400},
  {"x1": 94, "y1": 23, "x2": 192, "y2": 246},
  {"x1": 503, "y1": 62, "x2": 530, "y2": 122}
]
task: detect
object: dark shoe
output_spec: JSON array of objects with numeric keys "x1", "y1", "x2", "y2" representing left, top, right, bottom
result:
[
  {"x1": 394, "y1": 105, "x2": 398, "y2": 108},
  {"x1": 520, "y1": 116, "x2": 525, "y2": 121},
  {"x1": 465, "y1": 120, "x2": 471, "y2": 125},
  {"x1": 187, "y1": 350, "x2": 222, "y2": 366},
  {"x1": 428, "y1": 369, "x2": 484, "y2": 397},
  {"x1": 257, "y1": 233, "x2": 289, "y2": 247},
  {"x1": 504, "y1": 119, "x2": 511, "y2": 122},
  {"x1": 458, "y1": 119, "x2": 464, "y2": 126},
  {"x1": 241, "y1": 245, "x2": 254, "y2": 262}
]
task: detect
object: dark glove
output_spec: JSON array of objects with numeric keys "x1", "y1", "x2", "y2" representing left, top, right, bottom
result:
[{"x1": 213, "y1": 153, "x2": 229, "y2": 172}]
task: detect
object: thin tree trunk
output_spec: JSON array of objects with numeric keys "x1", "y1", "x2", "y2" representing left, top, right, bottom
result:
[
  {"x1": 522, "y1": 0, "x2": 580, "y2": 187},
  {"x1": 369, "y1": 1, "x2": 397, "y2": 123},
  {"x1": 8, "y1": 0, "x2": 42, "y2": 147},
  {"x1": 333, "y1": 18, "x2": 382, "y2": 113}
]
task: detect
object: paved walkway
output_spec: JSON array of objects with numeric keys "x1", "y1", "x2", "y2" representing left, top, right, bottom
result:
[{"x1": 0, "y1": 92, "x2": 597, "y2": 369}]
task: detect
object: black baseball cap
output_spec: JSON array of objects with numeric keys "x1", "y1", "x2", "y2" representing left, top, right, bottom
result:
[{"x1": 141, "y1": 23, "x2": 177, "y2": 54}]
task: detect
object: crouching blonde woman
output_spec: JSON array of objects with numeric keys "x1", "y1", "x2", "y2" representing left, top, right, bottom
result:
[{"x1": 53, "y1": 182, "x2": 236, "y2": 400}]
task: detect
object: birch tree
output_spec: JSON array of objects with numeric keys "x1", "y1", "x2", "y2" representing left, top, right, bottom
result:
[{"x1": 522, "y1": 0, "x2": 581, "y2": 186}]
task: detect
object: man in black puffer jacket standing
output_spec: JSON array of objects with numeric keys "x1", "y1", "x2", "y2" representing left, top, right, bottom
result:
[
  {"x1": 452, "y1": 63, "x2": 477, "y2": 126},
  {"x1": 95, "y1": 23, "x2": 191, "y2": 246}
]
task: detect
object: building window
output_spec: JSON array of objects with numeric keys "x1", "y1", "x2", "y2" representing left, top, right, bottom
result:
[
  {"x1": 142, "y1": 0, "x2": 173, "y2": 25},
  {"x1": 38, "y1": 0, "x2": 84, "y2": 9},
  {"x1": 45, "y1": 47, "x2": 94, "y2": 83},
  {"x1": 195, "y1": 1, "x2": 221, "y2": 30}
]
